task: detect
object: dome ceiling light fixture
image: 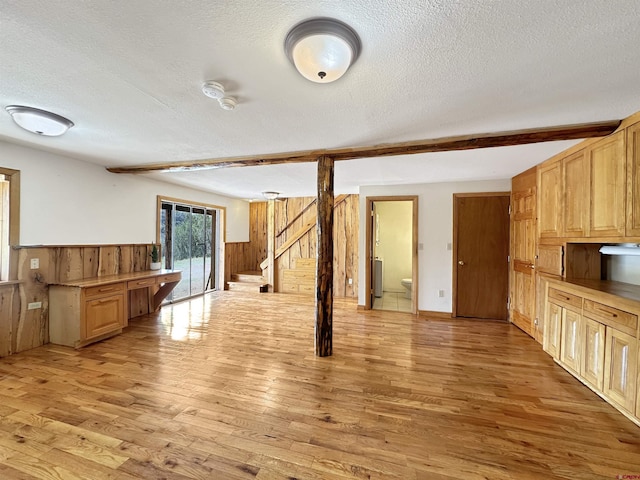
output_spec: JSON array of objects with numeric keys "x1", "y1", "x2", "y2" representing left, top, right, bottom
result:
[
  {"x1": 5, "y1": 105, "x2": 74, "y2": 136},
  {"x1": 202, "y1": 81, "x2": 238, "y2": 111},
  {"x1": 262, "y1": 191, "x2": 280, "y2": 200},
  {"x1": 284, "y1": 17, "x2": 361, "y2": 83}
]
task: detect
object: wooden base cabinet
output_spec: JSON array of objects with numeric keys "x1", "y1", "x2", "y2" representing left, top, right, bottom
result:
[
  {"x1": 580, "y1": 317, "x2": 606, "y2": 391},
  {"x1": 543, "y1": 278, "x2": 640, "y2": 427},
  {"x1": 604, "y1": 328, "x2": 637, "y2": 414},
  {"x1": 560, "y1": 309, "x2": 581, "y2": 374}
]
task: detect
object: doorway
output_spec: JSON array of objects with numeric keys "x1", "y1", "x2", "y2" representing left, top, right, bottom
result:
[
  {"x1": 365, "y1": 196, "x2": 418, "y2": 313},
  {"x1": 452, "y1": 193, "x2": 510, "y2": 320},
  {"x1": 159, "y1": 200, "x2": 221, "y2": 302}
]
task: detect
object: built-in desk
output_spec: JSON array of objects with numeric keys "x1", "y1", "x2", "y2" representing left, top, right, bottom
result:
[{"x1": 49, "y1": 270, "x2": 181, "y2": 348}]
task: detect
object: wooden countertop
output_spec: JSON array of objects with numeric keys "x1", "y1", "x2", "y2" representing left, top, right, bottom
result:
[
  {"x1": 547, "y1": 277, "x2": 640, "y2": 311},
  {"x1": 50, "y1": 269, "x2": 181, "y2": 288}
]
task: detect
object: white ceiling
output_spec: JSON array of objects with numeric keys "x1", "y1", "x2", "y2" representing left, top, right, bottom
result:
[{"x1": 1, "y1": 0, "x2": 639, "y2": 199}]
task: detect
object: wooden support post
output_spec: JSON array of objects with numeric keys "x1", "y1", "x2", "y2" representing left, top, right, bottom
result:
[
  {"x1": 267, "y1": 198, "x2": 276, "y2": 292},
  {"x1": 315, "y1": 155, "x2": 334, "y2": 357}
]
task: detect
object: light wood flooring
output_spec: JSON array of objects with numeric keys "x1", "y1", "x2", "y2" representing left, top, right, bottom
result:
[{"x1": 0, "y1": 292, "x2": 639, "y2": 479}]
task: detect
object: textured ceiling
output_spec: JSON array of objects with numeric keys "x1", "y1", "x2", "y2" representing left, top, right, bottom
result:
[{"x1": 1, "y1": 0, "x2": 639, "y2": 199}]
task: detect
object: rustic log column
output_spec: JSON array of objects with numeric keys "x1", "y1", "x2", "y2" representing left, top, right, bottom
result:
[
  {"x1": 315, "y1": 155, "x2": 334, "y2": 357},
  {"x1": 267, "y1": 198, "x2": 276, "y2": 292}
]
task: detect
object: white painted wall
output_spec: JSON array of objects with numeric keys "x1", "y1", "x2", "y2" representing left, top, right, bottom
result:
[
  {"x1": 0, "y1": 141, "x2": 249, "y2": 245},
  {"x1": 374, "y1": 201, "x2": 413, "y2": 292},
  {"x1": 605, "y1": 249, "x2": 640, "y2": 285},
  {"x1": 359, "y1": 179, "x2": 511, "y2": 312}
]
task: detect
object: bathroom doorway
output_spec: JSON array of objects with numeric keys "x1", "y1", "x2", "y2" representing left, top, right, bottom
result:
[{"x1": 365, "y1": 196, "x2": 418, "y2": 313}]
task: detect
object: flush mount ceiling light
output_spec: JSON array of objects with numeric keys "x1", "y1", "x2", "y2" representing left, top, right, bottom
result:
[
  {"x1": 5, "y1": 105, "x2": 74, "y2": 136},
  {"x1": 285, "y1": 17, "x2": 361, "y2": 83},
  {"x1": 262, "y1": 191, "x2": 280, "y2": 200},
  {"x1": 202, "y1": 81, "x2": 238, "y2": 111}
]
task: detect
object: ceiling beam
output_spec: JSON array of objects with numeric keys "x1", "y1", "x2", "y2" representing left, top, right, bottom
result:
[{"x1": 106, "y1": 120, "x2": 621, "y2": 174}]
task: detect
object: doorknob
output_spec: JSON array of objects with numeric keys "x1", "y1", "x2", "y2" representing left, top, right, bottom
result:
[{"x1": 458, "y1": 260, "x2": 465, "y2": 266}]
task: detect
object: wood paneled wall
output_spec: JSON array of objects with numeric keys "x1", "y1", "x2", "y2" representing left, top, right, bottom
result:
[
  {"x1": 0, "y1": 244, "x2": 155, "y2": 358},
  {"x1": 224, "y1": 201, "x2": 267, "y2": 285},
  {"x1": 276, "y1": 195, "x2": 359, "y2": 297},
  {"x1": 224, "y1": 196, "x2": 359, "y2": 297}
]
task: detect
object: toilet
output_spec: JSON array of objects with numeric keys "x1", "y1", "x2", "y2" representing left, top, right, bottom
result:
[{"x1": 400, "y1": 278, "x2": 412, "y2": 299}]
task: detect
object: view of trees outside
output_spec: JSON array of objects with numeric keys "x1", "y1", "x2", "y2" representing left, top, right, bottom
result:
[{"x1": 160, "y1": 203, "x2": 215, "y2": 301}]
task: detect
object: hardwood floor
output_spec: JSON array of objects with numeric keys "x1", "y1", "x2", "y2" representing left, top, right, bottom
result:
[{"x1": 0, "y1": 292, "x2": 639, "y2": 479}]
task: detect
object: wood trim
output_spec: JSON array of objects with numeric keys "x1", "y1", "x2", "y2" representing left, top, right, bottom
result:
[
  {"x1": 364, "y1": 195, "x2": 419, "y2": 313},
  {"x1": 452, "y1": 192, "x2": 511, "y2": 318},
  {"x1": 107, "y1": 121, "x2": 621, "y2": 174},
  {"x1": 418, "y1": 310, "x2": 453, "y2": 320},
  {"x1": 0, "y1": 167, "x2": 19, "y2": 280}
]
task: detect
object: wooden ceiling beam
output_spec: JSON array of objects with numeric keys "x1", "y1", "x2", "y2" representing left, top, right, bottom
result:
[{"x1": 106, "y1": 120, "x2": 621, "y2": 174}]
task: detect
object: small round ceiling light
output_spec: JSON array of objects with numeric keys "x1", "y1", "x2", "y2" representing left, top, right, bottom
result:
[
  {"x1": 5, "y1": 105, "x2": 74, "y2": 136},
  {"x1": 262, "y1": 191, "x2": 280, "y2": 200},
  {"x1": 285, "y1": 17, "x2": 361, "y2": 83},
  {"x1": 202, "y1": 81, "x2": 238, "y2": 111}
]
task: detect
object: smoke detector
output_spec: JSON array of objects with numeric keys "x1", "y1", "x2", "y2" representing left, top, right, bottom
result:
[{"x1": 202, "y1": 81, "x2": 238, "y2": 111}]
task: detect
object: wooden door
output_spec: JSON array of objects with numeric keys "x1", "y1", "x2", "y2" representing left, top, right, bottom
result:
[
  {"x1": 454, "y1": 194, "x2": 510, "y2": 320},
  {"x1": 627, "y1": 121, "x2": 640, "y2": 236},
  {"x1": 589, "y1": 130, "x2": 626, "y2": 237},
  {"x1": 563, "y1": 150, "x2": 589, "y2": 237},
  {"x1": 538, "y1": 160, "x2": 563, "y2": 238},
  {"x1": 604, "y1": 328, "x2": 637, "y2": 413},
  {"x1": 560, "y1": 309, "x2": 581, "y2": 374},
  {"x1": 580, "y1": 317, "x2": 605, "y2": 391},
  {"x1": 510, "y1": 167, "x2": 536, "y2": 336}
]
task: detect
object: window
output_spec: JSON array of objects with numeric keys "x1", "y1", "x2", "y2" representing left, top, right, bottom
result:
[{"x1": 0, "y1": 167, "x2": 19, "y2": 281}]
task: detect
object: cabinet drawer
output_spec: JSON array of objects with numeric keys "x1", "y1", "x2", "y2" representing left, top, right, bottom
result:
[
  {"x1": 157, "y1": 273, "x2": 181, "y2": 284},
  {"x1": 128, "y1": 277, "x2": 157, "y2": 289},
  {"x1": 84, "y1": 294, "x2": 124, "y2": 340},
  {"x1": 85, "y1": 282, "x2": 125, "y2": 298},
  {"x1": 584, "y1": 300, "x2": 637, "y2": 337},
  {"x1": 548, "y1": 288, "x2": 582, "y2": 313}
]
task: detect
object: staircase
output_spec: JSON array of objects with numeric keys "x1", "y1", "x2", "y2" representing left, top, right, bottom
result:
[{"x1": 227, "y1": 271, "x2": 269, "y2": 293}]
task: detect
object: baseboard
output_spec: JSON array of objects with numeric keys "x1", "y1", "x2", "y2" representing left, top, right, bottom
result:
[
  {"x1": 357, "y1": 305, "x2": 368, "y2": 311},
  {"x1": 418, "y1": 310, "x2": 452, "y2": 320}
]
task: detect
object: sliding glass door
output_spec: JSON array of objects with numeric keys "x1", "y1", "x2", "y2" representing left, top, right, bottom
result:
[{"x1": 160, "y1": 201, "x2": 219, "y2": 302}]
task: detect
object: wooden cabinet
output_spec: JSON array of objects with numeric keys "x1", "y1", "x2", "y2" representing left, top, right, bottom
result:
[
  {"x1": 604, "y1": 328, "x2": 637, "y2": 413},
  {"x1": 560, "y1": 309, "x2": 581, "y2": 374},
  {"x1": 589, "y1": 130, "x2": 626, "y2": 237},
  {"x1": 538, "y1": 160, "x2": 563, "y2": 238},
  {"x1": 580, "y1": 317, "x2": 605, "y2": 390},
  {"x1": 562, "y1": 150, "x2": 590, "y2": 237},
  {"x1": 510, "y1": 167, "x2": 537, "y2": 337},
  {"x1": 543, "y1": 301, "x2": 562, "y2": 359},
  {"x1": 627, "y1": 121, "x2": 640, "y2": 236},
  {"x1": 49, "y1": 270, "x2": 181, "y2": 348},
  {"x1": 543, "y1": 279, "x2": 640, "y2": 425}
]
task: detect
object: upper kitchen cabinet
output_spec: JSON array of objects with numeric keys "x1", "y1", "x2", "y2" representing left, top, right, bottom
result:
[
  {"x1": 627, "y1": 121, "x2": 640, "y2": 237},
  {"x1": 588, "y1": 130, "x2": 626, "y2": 237},
  {"x1": 538, "y1": 160, "x2": 563, "y2": 238},
  {"x1": 562, "y1": 150, "x2": 590, "y2": 238}
]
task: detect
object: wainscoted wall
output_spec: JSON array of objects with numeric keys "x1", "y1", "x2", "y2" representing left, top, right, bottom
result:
[
  {"x1": 224, "y1": 201, "x2": 267, "y2": 285},
  {"x1": 0, "y1": 244, "x2": 155, "y2": 358}
]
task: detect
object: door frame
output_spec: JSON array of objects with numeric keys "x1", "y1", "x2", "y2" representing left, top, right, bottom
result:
[
  {"x1": 364, "y1": 195, "x2": 419, "y2": 313},
  {"x1": 452, "y1": 192, "x2": 510, "y2": 318},
  {"x1": 156, "y1": 195, "x2": 226, "y2": 300}
]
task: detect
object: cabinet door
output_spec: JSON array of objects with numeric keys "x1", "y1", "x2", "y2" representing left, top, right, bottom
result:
[
  {"x1": 589, "y1": 131, "x2": 626, "y2": 237},
  {"x1": 563, "y1": 150, "x2": 590, "y2": 237},
  {"x1": 538, "y1": 161, "x2": 563, "y2": 238},
  {"x1": 604, "y1": 328, "x2": 637, "y2": 413},
  {"x1": 580, "y1": 317, "x2": 605, "y2": 391},
  {"x1": 84, "y1": 294, "x2": 125, "y2": 340},
  {"x1": 627, "y1": 121, "x2": 640, "y2": 236},
  {"x1": 543, "y1": 301, "x2": 562, "y2": 359},
  {"x1": 560, "y1": 309, "x2": 581, "y2": 374}
]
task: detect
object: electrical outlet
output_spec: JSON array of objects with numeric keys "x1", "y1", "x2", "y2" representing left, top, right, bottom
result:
[
  {"x1": 348, "y1": 278, "x2": 353, "y2": 285},
  {"x1": 446, "y1": 243, "x2": 452, "y2": 251},
  {"x1": 30, "y1": 258, "x2": 39, "y2": 269},
  {"x1": 27, "y1": 301, "x2": 42, "y2": 310},
  {"x1": 418, "y1": 243, "x2": 424, "y2": 250},
  {"x1": 438, "y1": 289, "x2": 445, "y2": 298}
]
